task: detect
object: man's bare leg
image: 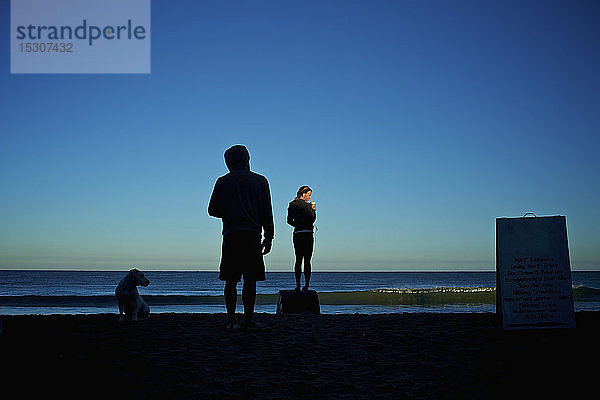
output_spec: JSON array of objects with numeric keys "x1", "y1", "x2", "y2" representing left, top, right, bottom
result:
[
  {"x1": 242, "y1": 279, "x2": 256, "y2": 325},
  {"x1": 224, "y1": 280, "x2": 238, "y2": 329}
]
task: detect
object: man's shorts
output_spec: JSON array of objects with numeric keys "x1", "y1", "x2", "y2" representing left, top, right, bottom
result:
[
  {"x1": 219, "y1": 230, "x2": 266, "y2": 282},
  {"x1": 293, "y1": 232, "x2": 314, "y2": 257}
]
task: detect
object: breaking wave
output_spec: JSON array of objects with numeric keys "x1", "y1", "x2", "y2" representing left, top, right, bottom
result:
[{"x1": 2, "y1": 286, "x2": 599, "y2": 308}]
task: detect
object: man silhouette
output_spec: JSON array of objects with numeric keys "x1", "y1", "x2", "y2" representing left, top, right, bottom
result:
[{"x1": 209, "y1": 145, "x2": 274, "y2": 330}]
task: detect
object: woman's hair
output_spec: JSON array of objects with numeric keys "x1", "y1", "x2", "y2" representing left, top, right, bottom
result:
[{"x1": 296, "y1": 185, "x2": 312, "y2": 199}]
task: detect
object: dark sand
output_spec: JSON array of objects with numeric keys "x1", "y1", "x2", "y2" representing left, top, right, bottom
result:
[{"x1": 1, "y1": 312, "x2": 598, "y2": 399}]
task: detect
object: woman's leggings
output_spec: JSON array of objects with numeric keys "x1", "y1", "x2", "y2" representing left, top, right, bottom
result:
[{"x1": 293, "y1": 232, "x2": 314, "y2": 287}]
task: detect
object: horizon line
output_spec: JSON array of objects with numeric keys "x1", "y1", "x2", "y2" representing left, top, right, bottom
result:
[{"x1": 1, "y1": 268, "x2": 598, "y2": 273}]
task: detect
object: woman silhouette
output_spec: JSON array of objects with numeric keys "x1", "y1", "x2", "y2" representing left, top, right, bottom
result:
[{"x1": 287, "y1": 186, "x2": 316, "y2": 291}]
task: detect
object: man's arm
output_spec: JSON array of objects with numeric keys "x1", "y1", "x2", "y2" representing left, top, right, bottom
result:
[
  {"x1": 208, "y1": 179, "x2": 222, "y2": 218},
  {"x1": 261, "y1": 180, "x2": 274, "y2": 241},
  {"x1": 259, "y1": 178, "x2": 274, "y2": 255}
]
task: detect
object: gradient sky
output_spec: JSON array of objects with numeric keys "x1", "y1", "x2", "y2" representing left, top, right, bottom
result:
[{"x1": 1, "y1": 0, "x2": 599, "y2": 271}]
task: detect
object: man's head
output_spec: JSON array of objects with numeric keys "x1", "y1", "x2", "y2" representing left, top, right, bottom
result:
[{"x1": 224, "y1": 145, "x2": 250, "y2": 171}]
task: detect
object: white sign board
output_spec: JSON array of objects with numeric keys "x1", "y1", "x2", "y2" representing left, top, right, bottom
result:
[{"x1": 496, "y1": 215, "x2": 575, "y2": 329}]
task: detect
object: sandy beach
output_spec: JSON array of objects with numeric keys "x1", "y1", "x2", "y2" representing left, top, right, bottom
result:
[{"x1": 1, "y1": 312, "x2": 598, "y2": 399}]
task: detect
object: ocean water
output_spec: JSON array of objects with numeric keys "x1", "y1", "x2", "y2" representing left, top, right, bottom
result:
[{"x1": 1, "y1": 270, "x2": 599, "y2": 315}]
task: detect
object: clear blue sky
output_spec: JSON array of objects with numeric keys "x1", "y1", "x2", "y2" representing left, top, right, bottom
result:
[{"x1": 1, "y1": 0, "x2": 599, "y2": 271}]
